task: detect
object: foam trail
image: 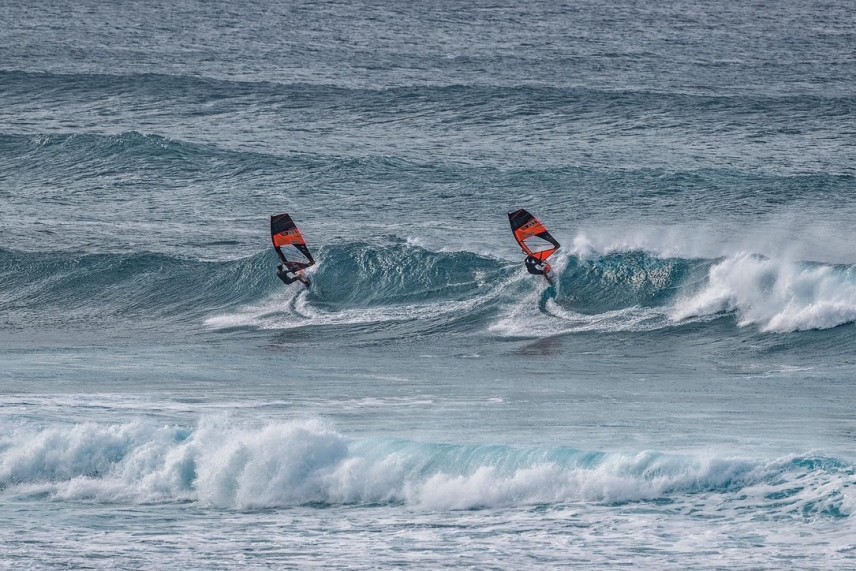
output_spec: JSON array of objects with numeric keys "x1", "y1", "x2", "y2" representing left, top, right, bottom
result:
[
  {"x1": 490, "y1": 294, "x2": 668, "y2": 338},
  {"x1": 204, "y1": 278, "x2": 508, "y2": 331}
]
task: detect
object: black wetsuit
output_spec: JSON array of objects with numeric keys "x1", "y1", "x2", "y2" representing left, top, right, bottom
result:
[
  {"x1": 277, "y1": 265, "x2": 311, "y2": 287},
  {"x1": 524, "y1": 256, "x2": 546, "y2": 276}
]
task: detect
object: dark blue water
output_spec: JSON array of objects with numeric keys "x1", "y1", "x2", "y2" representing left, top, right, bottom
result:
[{"x1": 2, "y1": 0, "x2": 855, "y2": 568}]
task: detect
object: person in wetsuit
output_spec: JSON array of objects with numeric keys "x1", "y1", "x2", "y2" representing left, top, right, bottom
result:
[
  {"x1": 524, "y1": 255, "x2": 554, "y2": 283},
  {"x1": 525, "y1": 255, "x2": 550, "y2": 275},
  {"x1": 276, "y1": 264, "x2": 311, "y2": 288}
]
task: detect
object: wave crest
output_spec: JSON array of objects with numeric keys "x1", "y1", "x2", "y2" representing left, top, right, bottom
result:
[
  {"x1": 5, "y1": 244, "x2": 856, "y2": 335},
  {"x1": 672, "y1": 253, "x2": 856, "y2": 332},
  {"x1": 1, "y1": 419, "x2": 852, "y2": 516}
]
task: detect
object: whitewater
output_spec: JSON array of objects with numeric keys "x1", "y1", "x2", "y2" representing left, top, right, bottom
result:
[{"x1": 2, "y1": 0, "x2": 856, "y2": 568}]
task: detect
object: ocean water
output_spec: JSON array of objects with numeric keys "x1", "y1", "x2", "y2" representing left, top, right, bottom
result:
[{"x1": 2, "y1": 0, "x2": 856, "y2": 568}]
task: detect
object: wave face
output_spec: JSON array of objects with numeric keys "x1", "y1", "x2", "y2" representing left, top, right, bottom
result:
[
  {"x1": 0, "y1": 248, "x2": 270, "y2": 330},
  {"x1": 5, "y1": 244, "x2": 856, "y2": 336},
  {"x1": 1, "y1": 418, "x2": 852, "y2": 516}
]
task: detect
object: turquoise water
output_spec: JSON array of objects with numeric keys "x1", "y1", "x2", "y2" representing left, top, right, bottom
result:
[{"x1": 2, "y1": 0, "x2": 855, "y2": 567}]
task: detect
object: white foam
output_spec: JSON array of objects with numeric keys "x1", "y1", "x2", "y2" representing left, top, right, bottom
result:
[
  {"x1": 672, "y1": 253, "x2": 856, "y2": 332},
  {"x1": 3, "y1": 419, "x2": 852, "y2": 517},
  {"x1": 489, "y1": 274, "x2": 671, "y2": 338}
]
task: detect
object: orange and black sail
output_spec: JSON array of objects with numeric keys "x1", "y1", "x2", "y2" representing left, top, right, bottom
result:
[
  {"x1": 270, "y1": 213, "x2": 315, "y2": 272},
  {"x1": 508, "y1": 209, "x2": 560, "y2": 262}
]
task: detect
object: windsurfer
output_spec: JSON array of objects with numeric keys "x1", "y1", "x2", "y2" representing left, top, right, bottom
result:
[
  {"x1": 271, "y1": 212, "x2": 315, "y2": 288},
  {"x1": 524, "y1": 255, "x2": 554, "y2": 284},
  {"x1": 508, "y1": 209, "x2": 560, "y2": 285},
  {"x1": 524, "y1": 255, "x2": 550, "y2": 276},
  {"x1": 276, "y1": 264, "x2": 311, "y2": 288}
]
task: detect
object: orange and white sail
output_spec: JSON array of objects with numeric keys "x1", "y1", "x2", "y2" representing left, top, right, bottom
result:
[
  {"x1": 507, "y1": 209, "x2": 560, "y2": 262},
  {"x1": 270, "y1": 213, "x2": 315, "y2": 272}
]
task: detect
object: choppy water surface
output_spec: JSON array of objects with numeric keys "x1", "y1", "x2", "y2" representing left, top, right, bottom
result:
[{"x1": 2, "y1": 0, "x2": 855, "y2": 568}]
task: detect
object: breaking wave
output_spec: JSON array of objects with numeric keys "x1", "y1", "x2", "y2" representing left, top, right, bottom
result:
[
  {"x1": 1, "y1": 419, "x2": 853, "y2": 516},
  {"x1": 4, "y1": 242, "x2": 856, "y2": 335}
]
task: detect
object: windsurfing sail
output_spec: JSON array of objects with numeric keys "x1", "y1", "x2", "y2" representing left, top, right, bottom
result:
[
  {"x1": 270, "y1": 213, "x2": 315, "y2": 272},
  {"x1": 508, "y1": 209, "x2": 560, "y2": 262}
]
